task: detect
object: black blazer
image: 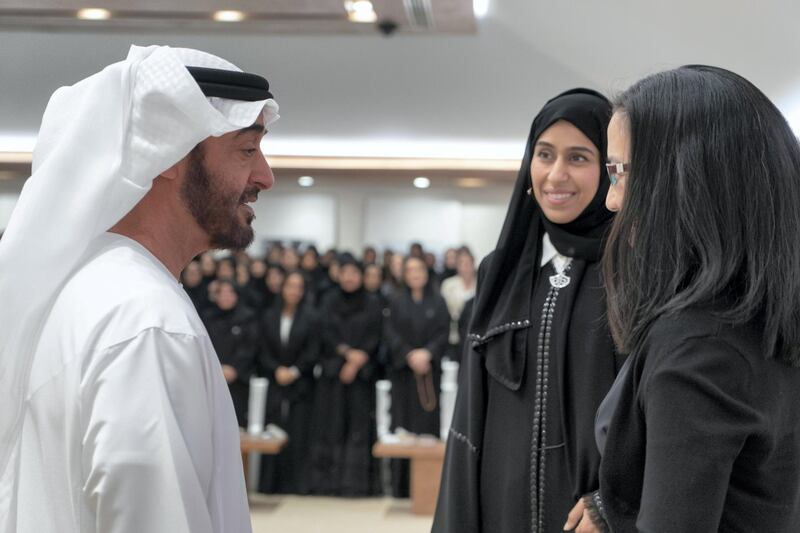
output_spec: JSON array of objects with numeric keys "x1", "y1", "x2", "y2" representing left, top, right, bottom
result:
[
  {"x1": 259, "y1": 305, "x2": 321, "y2": 401},
  {"x1": 599, "y1": 308, "x2": 800, "y2": 533}
]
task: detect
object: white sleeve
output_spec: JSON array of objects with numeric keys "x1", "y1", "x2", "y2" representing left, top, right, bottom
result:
[{"x1": 80, "y1": 328, "x2": 218, "y2": 533}]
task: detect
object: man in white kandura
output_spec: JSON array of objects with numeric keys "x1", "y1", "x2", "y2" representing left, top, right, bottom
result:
[{"x1": 0, "y1": 45, "x2": 279, "y2": 533}]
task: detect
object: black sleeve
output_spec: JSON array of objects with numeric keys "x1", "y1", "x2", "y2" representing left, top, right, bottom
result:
[
  {"x1": 257, "y1": 314, "x2": 281, "y2": 376},
  {"x1": 232, "y1": 317, "x2": 259, "y2": 383},
  {"x1": 432, "y1": 258, "x2": 492, "y2": 533},
  {"x1": 604, "y1": 336, "x2": 759, "y2": 533},
  {"x1": 424, "y1": 296, "x2": 452, "y2": 362},
  {"x1": 354, "y1": 296, "x2": 383, "y2": 356},
  {"x1": 383, "y1": 297, "x2": 414, "y2": 370},
  {"x1": 295, "y1": 311, "x2": 322, "y2": 375},
  {"x1": 431, "y1": 336, "x2": 485, "y2": 533}
]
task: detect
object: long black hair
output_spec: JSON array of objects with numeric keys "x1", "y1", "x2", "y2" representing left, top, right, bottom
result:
[{"x1": 604, "y1": 65, "x2": 800, "y2": 366}]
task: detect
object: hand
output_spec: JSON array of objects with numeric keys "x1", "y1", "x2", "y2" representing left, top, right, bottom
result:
[
  {"x1": 564, "y1": 498, "x2": 602, "y2": 533},
  {"x1": 339, "y1": 362, "x2": 359, "y2": 384},
  {"x1": 345, "y1": 349, "x2": 369, "y2": 368},
  {"x1": 221, "y1": 364, "x2": 238, "y2": 384},
  {"x1": 275, "y1": 366, "x2": 298, "y2": 386},
  {"x1": 407, "y1": 349, "x2": 432, "y2": 375}
]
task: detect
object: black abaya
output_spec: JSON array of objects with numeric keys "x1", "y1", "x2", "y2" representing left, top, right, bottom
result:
[
  {"x1": 383, "y1": 288, "x2": 450, "y2": 497},
  {"x1": 308, "y1": 288, "x2": 383, "y2": 496}
]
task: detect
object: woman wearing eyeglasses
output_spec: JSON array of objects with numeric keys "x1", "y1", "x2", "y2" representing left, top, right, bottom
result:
[
  {"x1": 432, "y1": 89, "x2": 624, "y2": 533},
  {"x1": 565, "y1": 66, "x2": 800, "y2": 533}
]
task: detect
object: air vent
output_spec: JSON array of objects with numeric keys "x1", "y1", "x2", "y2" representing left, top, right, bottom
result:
[{"x1": 403, "y1": 0, "x2": 434, "y2": 29}]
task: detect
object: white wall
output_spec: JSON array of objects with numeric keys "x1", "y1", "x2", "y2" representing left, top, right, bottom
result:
[
  {"x1": 0, "y1": 180, "x2": 512, "y2": 262},
  {"x1": 249, "y1": 193, "x2": 337, "y2": 255}
]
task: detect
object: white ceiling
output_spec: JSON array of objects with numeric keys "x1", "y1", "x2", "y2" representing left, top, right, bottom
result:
[{"x1": 2, "y1": 0, "x2": 800, "y2": 160}]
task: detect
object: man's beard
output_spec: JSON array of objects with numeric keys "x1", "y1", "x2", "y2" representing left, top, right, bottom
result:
[{"x1": 181, "y1": 148, "x2": 257, "y2": 251}]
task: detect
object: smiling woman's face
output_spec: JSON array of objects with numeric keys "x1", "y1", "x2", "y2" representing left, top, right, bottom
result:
[{"x1": 530, "y1": 120, "x2": 601, "y2": 224}]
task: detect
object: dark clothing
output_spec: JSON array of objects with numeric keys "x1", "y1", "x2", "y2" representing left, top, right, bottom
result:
[
  {"x1": 384, "y1": 289, "x2": 450, "y2": 496},
  {"x1": 432, "y1": 253, "x2": 623, "y2": 533},
  {"x1": 455, "y1": 297, "x2": 475, "y2": 364},
  {"x1": 183, "y1": 282, "x2": 210, "y2": 314},
  {"x1": 257, "y1": 305, "x2": 320, "y2": 494},
  {"x1": 433, "y1": 88, "x2": 615, "y2": 533},
  {"x1": 308, "y1": 288, "x2": 383, "y2": 496},
  {"x1": 203, "y1": 304, "x2": 259, "y2": 428},
  {"x1": 597, "y1": 310, "x2": 800, "y2": 533}
]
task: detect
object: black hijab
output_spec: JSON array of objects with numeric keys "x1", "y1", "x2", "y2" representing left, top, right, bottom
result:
[
  {"x1": 334, "y1": 252, "x2": 368, "y2": 317},
  {"x1": 470, "y1": 88, "x2": 613, "y2": 344}
]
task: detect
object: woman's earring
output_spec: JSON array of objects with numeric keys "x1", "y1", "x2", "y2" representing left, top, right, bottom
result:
[{"x1": 526, "y1": 187, "x2": 532, "y2": 196}]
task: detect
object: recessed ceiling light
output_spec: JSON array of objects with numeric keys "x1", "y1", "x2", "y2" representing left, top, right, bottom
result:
[
  {"x1": 473, "y1": 0, "x2": 490, "y2": 18},
  {"x1": 344, "y1": 0, "x2": 378, "y2": 23},
  {"x1": 76, "y1": 8, "x2": 111, "y2": 20},
  {"x1": 213, "y1": 10, "x2": 246, "y2": 22},
  {"x1": 413, "y1": 176, "x2": 431, "y2": 189},
  {"x1": 298, "y1": 176, "x2": 315, "y2": 187}
]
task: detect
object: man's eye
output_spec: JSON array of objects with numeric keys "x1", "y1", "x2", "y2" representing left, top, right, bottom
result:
[{"x1": 243, "y1": 149, "x2": 258, "y2": 156}]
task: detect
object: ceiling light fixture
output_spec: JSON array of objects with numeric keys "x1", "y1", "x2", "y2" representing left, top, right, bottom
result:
[
  {"x1": 213, "y1": 10, "x2": 246, "y2": 22},
  {"x1": 413, "y1": 176, "x2": 431, "y2": 189},
  {"x1": 473, "y1": 0, "x2": 490, "y2": 18},
  {"x1": 76, "y1": 8, "x2": 111, "y2": 20},
  {"x1": 344, "y1": 0, "x2": 378, "y2": 23},
  {"x1": 298, "y1": 176, "x2": 315, "y2": 187}
]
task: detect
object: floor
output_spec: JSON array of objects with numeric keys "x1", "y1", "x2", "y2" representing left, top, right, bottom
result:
[{"x1": 249, "y1": 494, "x2": 433, "y2": 533}]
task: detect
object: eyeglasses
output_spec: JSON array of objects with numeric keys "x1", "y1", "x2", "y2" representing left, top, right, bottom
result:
[{"x1": 605, "y1": 162, "x2": 630, "y2": 186}]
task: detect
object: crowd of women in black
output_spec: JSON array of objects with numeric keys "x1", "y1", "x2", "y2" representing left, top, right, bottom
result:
[{"x1": 180, "y1": 242, "x2": 476, "y2": 497}]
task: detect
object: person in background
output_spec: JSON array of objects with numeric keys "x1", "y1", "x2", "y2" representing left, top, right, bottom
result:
[
  {"x1": 309, "y1": 254, "x2": 382, "y2": 496},
  {"x1": 281, "y1": 246, "x2": 301, "y2": 272},
  {"x1": 203, "y1": 280, "x2": 260, "y2": 428},
  {"x1": 362, "y1": 245, "x2": 378, "y2": 265},
  {"x1": 301, "y1": 246, "x2": 326, "y2": 305},
  {"x1": 441, "y1": 248, "x2": 458, "y2": 280},
  {"x1": 440, "y1": 248, "x2": 477, "y2": 362},
  {"x1": 181, "y1": 260, "x2": 211, "y2": 314},
  {"x1": 258, "y1": 271, "x2": 321, "y2": 495},
  {"x1": 382, "y1": 249, "x2": 394, "y2": 271},
  {"x1": 383, "y1": 252, "x2": 405, "y2": 297},
  {"x1": 320, "y1": 247, "x2": 338, "y2": 271},
  {"x1": 433, "y1": 89, "x2": 621, "y2": 533},
  {"x1": 216, "y1": 256, "x2": 236, "y2": 281},
  {"x1": 383, "y1": 255, "x2": 450, "y2": 497},
  {"x1": 424, "y1": 251, "x2": 440, "y2": 290},
  {"x1": 266, "y1": 243, "x2": 284, "y2": 265},
  {"x1": 261, "y1": 263, "x2": 286, "y2": 311},
  {"x1": 235, "y1": 261, "x2": 263, "y2": 310},
  {"x1": 409, "y1": 242, "x2": 424, "y2": 260},
  {"x1": 199, "y1": 251, "x2": 218, "y2": 285},
  {"x1": 364, "y1": 263, "x2": 387, "y2": 305}
]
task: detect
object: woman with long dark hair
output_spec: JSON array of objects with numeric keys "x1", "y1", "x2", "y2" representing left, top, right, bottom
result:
[
  {"x1": 566, "y1": 66, "x2": 800, "y2": 533},
  {"x1": 384, "y1": 255, "x2": 450, "y2": 497},
  {"x1": 258, "y1": 271, "x2": 321, "y2": 495},
  {"x1": 433, "y1": 89, "x2": 623, "y2": 533}
]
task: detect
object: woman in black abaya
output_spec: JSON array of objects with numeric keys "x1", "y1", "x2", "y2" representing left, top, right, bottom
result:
[
  {"x1": 308, "y1": 254, "x2": 382, "y2": 496},
  {"x1": 432, "y1": 89, "x2": 624, "y2": 533},
  {"x1": 384, "y1": 255, "x2": 450, "y2": 497}
]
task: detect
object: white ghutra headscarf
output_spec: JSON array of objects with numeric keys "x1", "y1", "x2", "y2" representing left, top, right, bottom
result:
[{"x1": 0, "y1": 45, "x2": 279, "y2": 501}]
